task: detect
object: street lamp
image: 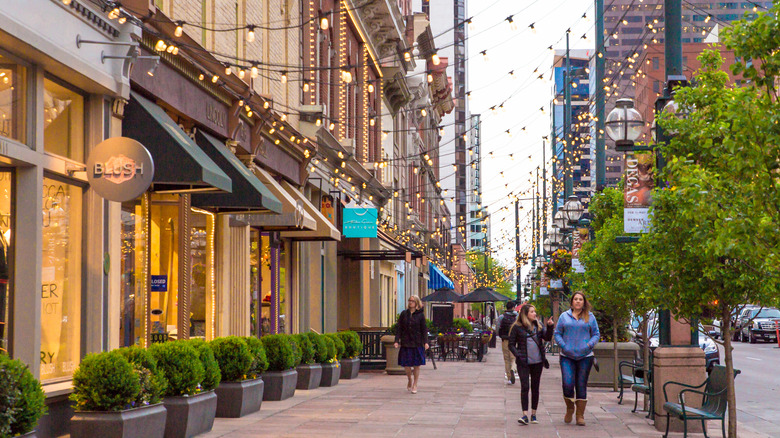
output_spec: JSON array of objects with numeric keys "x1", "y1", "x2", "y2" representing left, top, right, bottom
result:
[
  {"x1": 562, "y1": 195, "x2": 584, "y2": 225},
  {"x1": 543, "y1": 237, "x2": 553, "y2": 254},
  {"x1": 553, "y1": 209, "x2": 566, "y2": 230},
  {"x1": 605, "y1": 98, "x2": 644, "y2": 152}
]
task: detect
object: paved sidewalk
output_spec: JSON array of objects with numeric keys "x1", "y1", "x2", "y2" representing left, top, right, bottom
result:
[{"x1": 202, "y1": 349, "x2": 769, "y2": 438}]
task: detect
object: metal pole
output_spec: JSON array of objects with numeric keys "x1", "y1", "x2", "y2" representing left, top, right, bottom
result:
[
  {"x1": 595, "y1": 0, "x2": 606, "y2": 190},
  {"x1": 564, "y1": 32, "x2": 573, "y2": 198},
  {"x1": 515, "y1": 199, "x2": 521, "y2": 299}
]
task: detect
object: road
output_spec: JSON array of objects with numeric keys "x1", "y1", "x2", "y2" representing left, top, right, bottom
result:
[{"x1": 730, "y1": 340, "x2": 780, "y2": 437}]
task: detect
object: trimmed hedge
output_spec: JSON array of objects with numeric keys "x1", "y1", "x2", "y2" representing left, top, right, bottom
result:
[
  {"x1": 326, "y1": 334, "x2": 346, "y2": 359},
  {"x1": 261, "y1": 334, "x2": 296, "y2": 372},
  {"x1": 149, "y1": 341, "x2": 205, "y2": 396},
  {"x1": 306, "y1": 333, "x2": 329, "y2": 364},
  {"x1": 336, "y1": 331, "x2": 363, "y2": 359},
  {"x1": 0, "y1": 354, "x2": 46, "y2": 436},
  {"x1": 71, "y1": 351, "x2": 141, "y2": 412},
  {"x1": 288, "y1": 335, "x2": 303, "y2": 368},
  {"x1": 244, "y1": 336, "x2": 269, "y2": 378},
  {"x1": 210, "y1": 337, "x2": 253, "y2": 382},
  {"x1": 321, "y1": 335, "x2": 337, "y2": 362},
  {"x1": 292, "y1": 334, "x2": 315, "y2": 365},
  {"x1": 117, "y1": 346, "x2": 166, "y2": 405},
  {"x1": 186, "y1": 339, "x2": 221, "y2": 391}
]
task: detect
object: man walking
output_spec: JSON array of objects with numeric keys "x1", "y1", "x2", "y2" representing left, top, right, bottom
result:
[{"x1": 497, "y1": 300, "x2": 519, "y2": 384}]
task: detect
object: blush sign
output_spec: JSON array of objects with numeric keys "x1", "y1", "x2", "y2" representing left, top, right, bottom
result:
[{"x1": 87, "y1": 137, "x2": 154, "y2": 202}]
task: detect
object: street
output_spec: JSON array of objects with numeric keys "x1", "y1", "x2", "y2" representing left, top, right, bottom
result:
[{"x1": 730, "y1": 341, "x2": 780, "y2": 437}]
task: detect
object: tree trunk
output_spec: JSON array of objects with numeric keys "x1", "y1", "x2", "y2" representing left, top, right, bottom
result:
[
  {"x1": 613, "y1": 324, "x2": 619, "y2": 391},
  {"x1": 722, "y1": 304, "x2": 737, "y2": 438},
  {"x1": 641, "y1": 317, "x2": 650, "y2": 411}
]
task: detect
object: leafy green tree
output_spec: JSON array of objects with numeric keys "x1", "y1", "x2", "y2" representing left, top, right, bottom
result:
[{"x1": 466, "y1": 250, "x2": 514, "y2": 297}]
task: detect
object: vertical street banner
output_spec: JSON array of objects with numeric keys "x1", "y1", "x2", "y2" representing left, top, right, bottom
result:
[
  {"x1": 624, "y1": 151, "x2": 654, "y2": 233},
  {"x1": 571, "y1": 226, "x2": 589, "y2": 273}
]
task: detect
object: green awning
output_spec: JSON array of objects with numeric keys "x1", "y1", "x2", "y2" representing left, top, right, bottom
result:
[
  {"x1": 191, "y1": 131, "x2": 283, "y2": 214},
  {"x1": 123, "y1": 92, "x2": 232, "y2": 193}
]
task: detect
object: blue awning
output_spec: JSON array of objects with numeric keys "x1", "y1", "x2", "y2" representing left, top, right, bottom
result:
[{"x1": 428, "y1": 262, "x2": 454, "y2": 290}]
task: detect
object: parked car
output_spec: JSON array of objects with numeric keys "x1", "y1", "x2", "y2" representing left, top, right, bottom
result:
[
  {"x1": 732, "y1": 305, "x2": 760, "y2": 341},
  {"x1": 647, "y1": 329, "x2": 720, "y2": 373},
  {"x1": 710, "y1": 319, "x2": 721, "y2": 339},
  {"x1": 739, "y1": 307, "x2": 780, "y2": 344}
]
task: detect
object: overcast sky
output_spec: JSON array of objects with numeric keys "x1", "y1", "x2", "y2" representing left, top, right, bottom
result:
[{"x1": 458, "y1": 0, "x2": 597, "y2": 279}]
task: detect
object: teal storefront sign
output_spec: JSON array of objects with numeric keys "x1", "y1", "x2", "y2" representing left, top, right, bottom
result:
[{"x1": 343, "y1": 207, "x2": 378, "y2": 238}]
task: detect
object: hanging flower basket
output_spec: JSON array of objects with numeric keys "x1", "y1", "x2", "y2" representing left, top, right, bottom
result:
[{"x1": 545, "y1": 249, "x2": 572, "y2": 279}]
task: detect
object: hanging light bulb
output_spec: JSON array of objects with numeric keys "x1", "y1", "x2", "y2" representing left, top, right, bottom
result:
[
  {"x1": 166, "y1": 44, "x2": 175, "y2": 53},
  {"x1": 369, "y1": 117, "x2": 376, "y2": 126},
  {"x1": 198, "y1": 73, "x2": 205, "y2": 81},
  {"x1": 174, "y1": 22, "x2": 184, "y2": 37},
  {"x1": 211, "y1": 75, "x2": 219, "y2": 83},
  {"x1": 155, "y1": 39, "x2": 167, "y2": 52},
  {"x1": 238, "y1": 69, "x2": 246, "y2": 79},
  {"x1": 315, "y1": 119, "x2": 322, "y2": 127},
  {"x1": 421, "y1": 108, "x2": 427, "y2": 117},
  {"x1": 281, "y1": 71, "x2": 288, "y2": 84},
  {"x1": 118, "y1": 16, "x2": 126, "y2": 24},
  {"x1": 439, "y1": 127, "x2": 445, "y2": 136},
  {"x1": 62, "y1": 0, "x2": 72, "y2": 5},
  {"x1": 303, "y1": 81, "x2": 310, "y2": 92},
  {"x1": 246, "y1": 26, "x2": 256, "y2": 43},
  {"x1": 320, "y1": 16, "x2": 329, "y2": 30},
  {"x1": 382, "y1": 131, "x2": 388, "y2": 140},
  {"x1": 468, "y1": 18, "x2": 475, "y2": 31},
  {"x1": 431, "y1": 53, "x2": 440, "y2": 65},
  {"x1": 341, "y1": 69, "x2": 352, "y2": 83},
  {"x1": 529, "y1": 22, "x2": 536, "y2": 33},
  {"x1": 506, "y1": 15, "x2": 517, "y2": 31},
  {"x1": 108, "y1": 7, "x2": 120, "y2": 20},
  {"x1": 225, "y1": 66, "x2": 232, "y2": 76},
  {"x1": 404, "y1": 51, "x2": 411, "y2": 62},
  {"x1": 480, "y1": 50, "x2": 488, "y2": 61},
  {"x1": 329, "y1": 121, "x2": 336, "y2": 131},
  {"x1": 251, "y1": 65, "x2": 259, "y2": 78},
  {"x1": 368, "y1": 83, "x2": 375, "y2": 93},
  {"x1": 427, "y1": 73, "x2": 433, "y2": 83}
]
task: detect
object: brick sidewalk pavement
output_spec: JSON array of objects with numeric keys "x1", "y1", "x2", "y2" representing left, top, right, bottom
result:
[{"x1": 202, "y1": 348, "x2": 769, "y2": 438}]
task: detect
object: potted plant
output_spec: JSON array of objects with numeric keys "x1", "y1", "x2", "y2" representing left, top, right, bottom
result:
[
  {"x1": 0, "y1": 354, "x2": 47, "y2": 438},
  {"x1": 150, "y1": 341, "x2": 216, "y2": 438},
  {"x1": 337, "y1": 331, "x2": 363, "y2": 379},
  {"x1": 318, "y1": 335, "x2": 340, "y2": 387},
  {"x1": 69, "y1": 349, "x2": 166, "y2": 438},
  {"x1": 244, "y1": 336, "x2": 269, "y2": 379},
  {"x1": 294, "y1": 334, "x2": 321, "y2": 390},
  {"x1": 260, "y1": 334, "x2": 297, "y2": 401},
  {"x1": 210, "y1": 337, "x2": 263, "y2": 417},
  {"x1": 382, "y1": 324, "x2": 403, "y2": 375}
]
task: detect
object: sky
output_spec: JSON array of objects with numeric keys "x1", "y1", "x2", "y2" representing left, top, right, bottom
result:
[{"x1": 460, "y1": 0, "x2": 598, "y2": 280}]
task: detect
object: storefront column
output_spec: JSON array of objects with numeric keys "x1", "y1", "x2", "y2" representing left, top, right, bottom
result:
[{"x1": 176, "y1": 194, "x2": 191, "y2": 341}]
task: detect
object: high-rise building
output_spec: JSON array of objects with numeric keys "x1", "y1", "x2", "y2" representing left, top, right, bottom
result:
[{"x1": 467, "y1": 114, "x2": 487, "y2": 251}]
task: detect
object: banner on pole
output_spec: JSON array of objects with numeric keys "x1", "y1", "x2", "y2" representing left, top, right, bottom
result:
[{"x1": 623, "y1": 151, "x2": 654, "y2": 233}]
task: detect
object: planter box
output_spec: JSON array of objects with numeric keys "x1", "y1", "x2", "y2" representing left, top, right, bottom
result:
[
  {"x1": 319, "y1": 362, "x2": 340, "y2": 387},
  {"x1": 215, "y1": 378, "x2": 264, "y2": 418},
  {"x1": 162, "y1": 390, "x2": 216, "y2": 438},
  {"x1": 296, "y1": 363, "x2": 322, "y2": 390},
  {"x1": 262, "y1": 369, "x2": 297, "y2": 401},
  {"x1": 70, "y1": 403, "x2": 166, "y2": 438},
  {"x1": 381, "y1": 335, "x2": 404, "y2": 375},
  {"x1": 589, "y1": 342, "x2": 641, "y2": 388},
  {"x1": 17, "y1": 431, "x2": 38, "y2": 438},
  {"x1": 339, "y1": 357, "x2": 360, "y2": 379}
]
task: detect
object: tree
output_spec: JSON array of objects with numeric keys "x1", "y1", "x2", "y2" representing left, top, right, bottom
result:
[
  {"x1": 466, "y1": 251, "x2": 514, "y2": 297},
  {"x1": 630, "y1": 10, "x2": 780, "y2": 434}
]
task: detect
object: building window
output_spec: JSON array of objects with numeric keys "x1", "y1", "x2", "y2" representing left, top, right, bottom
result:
[
  {"x1": 120, "y1": 196, "x2": 147, "y2": 348},
  {"x1": 0, "y1": 170, "x2": 12, "y2": 355},
  {"x1": 43, "y1": 78, "x2": 85, "y2": 162},
  {"x1": 653, "y1": 80, "x2": 660, "y2": 93},
  {"x1": 652, "y1": 57, "x2": 660, "y2": 70},
  {"x1": 41, "y1": 176, "x2": 83, "y2": 381},
  {"x1": 0, "y1": 54, "x2": 27, "y2": 144}
]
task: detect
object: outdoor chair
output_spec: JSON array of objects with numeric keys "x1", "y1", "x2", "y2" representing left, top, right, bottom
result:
[
  {"x1": 662, "y1": 364, "x2": 739, "y2": 438},
  {"x1": 620, "y1": 359, "x2": 653, "y2": 418}
]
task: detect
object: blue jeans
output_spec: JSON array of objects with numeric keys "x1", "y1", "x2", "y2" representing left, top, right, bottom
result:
[{"x1": 560, "y1": 355, "x2": 594, "y2": 399}]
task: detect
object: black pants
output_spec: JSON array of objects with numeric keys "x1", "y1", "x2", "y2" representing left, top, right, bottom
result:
[{"x1": 518, "y1": 362, "x2": 544, "y2": 411}]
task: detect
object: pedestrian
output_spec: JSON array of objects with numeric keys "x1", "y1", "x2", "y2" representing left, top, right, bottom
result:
[
  {"x1": 554, "y1": 291, "x2": 600, "y2": 426},
  {"x1": 394, "y1": 295, "x2": 429, "y2": 394},
  {"x1": 496, "y1": 300, "x2": 519, "y2": 384},
  {"x1": 508, "y1": 304, "x2": 555, "y2": 425}
]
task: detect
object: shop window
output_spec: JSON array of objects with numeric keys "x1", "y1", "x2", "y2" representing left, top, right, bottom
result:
[
  {"x1": 189, "y1": 208, "x2": 215, "y2": 340},
  {"x1": 120, "y1": 196, "x2": 147, "y2": 348},
  {"x1": 43, "y1": 78, "x2": 84, "y2": 162},
  {"x1": 260, "y1": 233, "x2": 287, "y2": 335},
  {"x1": 0, "y1": 171, "x2": 12, "y2": 355},
  {"x1": 250, "y1": 229, "x2": 261, "y2": 337},
  {"x1": 41, "y1": 176, "x2": 82, "y2": 381},
  {"x1": 148, "y1": 194, "x2": 180, "y2": 342},
  {"x1": 0, "y1": 55, "x2": 27, "y2": 143}
]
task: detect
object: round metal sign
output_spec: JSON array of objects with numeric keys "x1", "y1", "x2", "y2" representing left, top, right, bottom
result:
[{"x1": 86, "y1": 137, "x2": 154, "y2": 202}]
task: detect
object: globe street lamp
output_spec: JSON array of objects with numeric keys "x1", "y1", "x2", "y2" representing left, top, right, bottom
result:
[
  {"x1": 562, "y1": 195, "x2": 584, "y2": 225},
  {"x1": 606, "y1": 98, "x2": 644, "y2": 152},
  {"x1": 543, "y1": 237, "x2": 553, "y2": 255}
]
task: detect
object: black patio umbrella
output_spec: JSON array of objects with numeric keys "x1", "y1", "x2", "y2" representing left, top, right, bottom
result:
[
  {"x1": 421, "y1": 288, "x2": 461, "y2": 302},
  {"x1": 457, "y1": 287, "x2": 512, "y2": 303}
]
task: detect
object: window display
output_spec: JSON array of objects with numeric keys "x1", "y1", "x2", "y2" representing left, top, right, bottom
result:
[
  {"x1": 149, "y1": 194, "x2": 180, "y2": 342},
  {"x1": 250, "y1": 229, "x2": 260, "y2": 337},
  {"x1": 0, "y1": 171, "x2": 12, "y2": 355},
  {"x1": 43, "y1": 78, "x2": 84, "y2": 162},
  {"x1": 189, "y1": 208, "x2": 214, "y2": 340},
  {"x1": 260, "y1": 233, "x2": 286, "y2": 334},
  {"x1": 120, "y1": 196, "x2": 147, "y2": 347},
  {"x1": 41, "y1": 177, "x2": 82, "y2": 381},
  {"x1": 0, "y1": 54, "x2": 26, "y2": 143}
]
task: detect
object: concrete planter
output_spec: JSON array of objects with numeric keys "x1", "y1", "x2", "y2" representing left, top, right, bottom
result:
[
  {"x1": 296, "y1": 364, "x2": 322, "y2": 390},
  {"x1": 339, "y1": 357, "x2": 360, "y2": 379},
  {"x1": 589, "y1": 342, "x2": 640, "y2": 387},
  {"x1": 17, "y1": 432, "x2": 37, "y2": 438},
  {"x1": 162, "y1": 390, "x2": 216, "y2": 438},
  {"x1": 319, "y1": 362, "x2": 340, "y2": 387},
  {"x1": 381, "y1": 335, "x2": 404, "y2": 375},
  {"x1": 262, "y1": 370, "x2": 297, "y2": 401},
  {"x1": 70, "y1": 403, "x2": 167, "y2": 438},
  {"x1": 215, "y1": 378, "x2": 264, "y2": 418}
]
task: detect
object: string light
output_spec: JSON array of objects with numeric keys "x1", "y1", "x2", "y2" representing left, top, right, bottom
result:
[
  {"x1": 281, "y1": 71, "x2": 288, "y2": 84},
  {"x1": 432, "y1": 53, "x2": 441, "y2": 65},
  {"x1": 320, "y1": 16, "x2": 329, "y2": 30},
  {"x1": 211, "y1": 74, "x2": 219, "y2": 83},
  {"x1": 174, "y1": 22, "x2": 184, "y2": 38},
  {"x1": 246, "y1": 26, "x2": 256, "y2": 43}
]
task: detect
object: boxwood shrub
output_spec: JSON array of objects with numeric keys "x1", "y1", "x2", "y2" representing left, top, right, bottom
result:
[
  {"x1": 150, "y1": 341, "x2": 204, "y2": 396},
  {"x1": 0, "y1": 354, "x2": 46, "y2": 436},
  {"x1": 326, "y1": 333, "x2": 346, "y2": 359},
  {"x1": 320, "y1": 335, "x2": 337, "y2": 363},
  {"x1": 305, "y1": 333, "x2": 329, "y2": 364},
  {"x1": 292, "y1": 334, "x2": 315, "y2": 365},
  {"x1": 117, "y1": 346, "x2": 166, "y2": 405},
  {"x1": 287, "y1": 335, "x2": 303, "y2": 368},
  {"x1": 185, "y1": 339, "x2": 221, "y2": 391},
  {"x1": 210, "y1": 337, "x2": 253, "y2": 382},
  {"x1": 244, "y1": 336, "x2": 269, "y2": 378},
  {"x1": 261, "y1": 334, "x2": 296, "y2": 371},
  {"x1": 70, "y1": 351, "x2": 141, "y2": 412},
  {"x1": 337, "y1": 331, "x2": 363, "y2": 359}
]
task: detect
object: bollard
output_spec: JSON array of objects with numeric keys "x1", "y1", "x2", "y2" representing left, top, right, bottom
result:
[{"x1": 776, "y1": 321, "x2": 780, "y2": 348}]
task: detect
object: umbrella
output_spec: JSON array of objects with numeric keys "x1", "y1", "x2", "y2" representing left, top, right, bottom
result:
[
  {"x1": 421, "y1": 288, "x2": 461, "y2": 302},
  {"x1": 457, "y1": 287, "x2": 512, "y2": 303}
]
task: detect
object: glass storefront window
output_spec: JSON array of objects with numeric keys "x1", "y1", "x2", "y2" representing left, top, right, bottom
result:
[
  {"x1": 0, "y1": 54, "x2": 26, "y2": 144},
  {"x1": 189, "y1": 208, "x2": 214, "y2": 340},
  {"x1": 0, "y1": 171, "x2": 12, "y2": 355},
  {"x1": 260, "y1": 233, "x2": 286, "y2": 335},
  {"x1": 149, "y1": 194, "x2": 180, "y2": 342},
  {"x1": 250, "y1": 229, "x2": 260, "y2": 338},
  {"x1": 41, "y1": 177, "x2": 82, "y2": 381},
  {"x1": 43, "y1": 78, "x2": 84, "y2": 162},
  {"x1": 120, "y1": 196, "x2": 147, "y2": 348}
]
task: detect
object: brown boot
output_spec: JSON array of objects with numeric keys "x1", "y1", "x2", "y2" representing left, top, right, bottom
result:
[
  {"x1": 564, "y1": 397, "x2": 576, "y2": 424},
  {"x1": 575, "y1": 399, "x2": 587, "y2": 426}
]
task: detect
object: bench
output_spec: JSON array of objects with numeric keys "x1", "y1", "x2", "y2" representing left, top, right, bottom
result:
[{"x1": 662, "y1": 364, "x2": 740, "y2": 438}]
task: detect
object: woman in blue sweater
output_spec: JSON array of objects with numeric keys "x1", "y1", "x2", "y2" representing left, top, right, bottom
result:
[{"x1": 553, "y1": 291, "x2": 600, "y2": 426}]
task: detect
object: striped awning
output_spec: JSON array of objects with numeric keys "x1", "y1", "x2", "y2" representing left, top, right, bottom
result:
[{"x1": 428, "y1": 262, "x2": 454, "y2": 290}]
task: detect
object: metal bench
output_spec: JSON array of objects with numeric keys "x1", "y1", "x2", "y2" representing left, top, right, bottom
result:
[
  {"x1": 662, "y1": 364, "x2": 740, "y2": 438},
  {"x1": 618, "y1": 360, "x2": 645, "y2": 404}
]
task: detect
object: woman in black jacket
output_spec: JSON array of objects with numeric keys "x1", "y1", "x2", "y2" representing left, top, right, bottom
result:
[
  {"x1": 394, "y1": 295, "x2": 429, "y2": 394},
  {"x1": 508, "y1": 304, "x2": 555, "y2": 425}
]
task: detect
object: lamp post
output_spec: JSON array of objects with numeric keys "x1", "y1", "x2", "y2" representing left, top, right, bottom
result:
[{"x1": 605, "y1": 98, "x2": 644, "y2": 152}]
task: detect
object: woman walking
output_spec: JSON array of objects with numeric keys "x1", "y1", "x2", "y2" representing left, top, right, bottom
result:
[
  {"x1": 508, "y1": 304, "x2": 555, "y2": 425},
  {"x1": 554, "y1": 291, "x2": 600, "y2": 426},
  {"x1": 394, "y1": 295, "x2": 429, "y2": 394}
]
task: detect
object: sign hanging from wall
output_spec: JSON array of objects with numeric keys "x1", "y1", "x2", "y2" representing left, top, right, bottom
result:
[
  {"x1": 571, "y1": 226, "x2": 589, "y2": 273},
  {"x1": 321, "y1": 194, "x2": 335, "y2": 225},
  {"x1": 87, "y1": 137, "x2": 155, "y2": 202},
  {"x1": 623, "y1": 151, "x2": 654, "y2": 233},
  {"x1": 343, "y1": 207, "x2": 378, "y2": 238}
]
